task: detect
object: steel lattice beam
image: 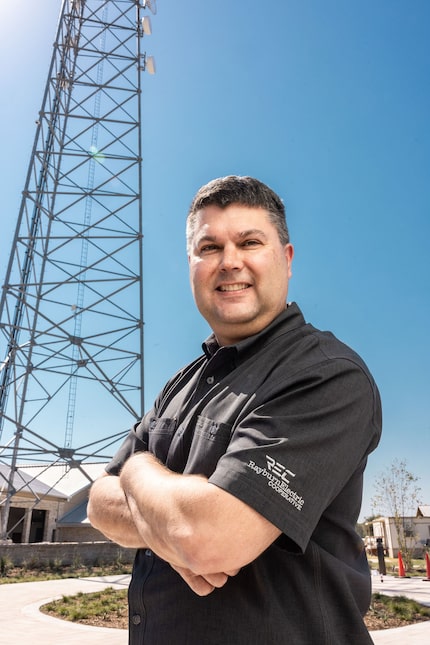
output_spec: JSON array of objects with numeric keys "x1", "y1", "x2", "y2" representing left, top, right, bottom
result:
[{"x1": 0, "y1": 0, "x2": 153, "y2": 540}]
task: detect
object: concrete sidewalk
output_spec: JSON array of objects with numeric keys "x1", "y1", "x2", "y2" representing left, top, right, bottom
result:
[
  {"x1": 0, "y1": 572, "x2": 429, "y2": 644},
  {"x1": 0, "y1": 574, "x2": 129, "y2": 645},
  {"x1": 369, "y1": 574, "x2": 430, "y2": 644}
]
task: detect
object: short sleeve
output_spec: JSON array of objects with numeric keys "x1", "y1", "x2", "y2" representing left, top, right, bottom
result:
[
  {"x1": 209, "y1": 357, "x2": 381, "y2": 552},
  {"x1": 105, "y1": 418, "x2": 149, "y2": 475}
]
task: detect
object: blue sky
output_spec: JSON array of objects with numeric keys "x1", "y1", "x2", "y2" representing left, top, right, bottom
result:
[{"x1": 0, "y1": 1, "x2": 429, "y2": 521}]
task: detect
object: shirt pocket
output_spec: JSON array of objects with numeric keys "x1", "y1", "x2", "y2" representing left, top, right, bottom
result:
[
  {"x1": 148, "y1": 417, "x2": 177, "y2": 462},
  {"x1": 184, "y1": 415, "x2": 233, "y2": 476}
]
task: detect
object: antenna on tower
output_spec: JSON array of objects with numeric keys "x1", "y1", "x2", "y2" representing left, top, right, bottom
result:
[
  {"x1": 140, "y1": 11, "x2": 156, "y2": 74},
  {"x1": 142, "y1": 16, "x2": 153, "y2": 35},
  {"x1": 143, "y1": 54, "x2": 157, "y2": 75},
  {"x1": 143, "y1": 0, "x2": 157, "y2": 15}
]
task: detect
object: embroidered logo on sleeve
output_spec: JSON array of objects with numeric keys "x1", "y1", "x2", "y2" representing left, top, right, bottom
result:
[{"x1": 246, "y1": 455, "x2": 304, "y2": 511}]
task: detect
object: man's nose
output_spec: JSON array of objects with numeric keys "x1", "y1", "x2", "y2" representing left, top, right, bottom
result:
[{"x1": 220, "y1": 244, "x2": 243, "y2": 271}]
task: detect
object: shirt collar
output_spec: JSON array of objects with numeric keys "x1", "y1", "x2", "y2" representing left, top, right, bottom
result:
[{"x1": 202, "y1": 302, "x2": 305, "y2": 359}]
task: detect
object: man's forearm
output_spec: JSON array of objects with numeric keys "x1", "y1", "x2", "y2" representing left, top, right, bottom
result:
[
  {"x1": 88, "y1": 465, "x2": 233, "y2": 596},
  {"x1": 119, "y1": 452, "x2": 205, "y2": 567},
  {"x1": 119, "y1": 451, "x2": 280, "y2": 575},
  {"x1": 87, "y1": 474, "x2": 146, "y2": 548}
]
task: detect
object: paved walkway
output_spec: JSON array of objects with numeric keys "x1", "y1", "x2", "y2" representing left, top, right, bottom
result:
[
  {"x1": 369, "y1": 574, "x2": 430, "y2": 644},
  {"x1": 0, "y1": 575, "x2": 129, "y2": 645},
  {"x1": 0, "y1": 572, "x2": 429, "y2": 644}
]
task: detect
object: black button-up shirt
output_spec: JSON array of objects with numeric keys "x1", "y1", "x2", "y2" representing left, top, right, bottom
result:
[{"x1": 107, "y1": 302, "x2": 382, "y2": 644}]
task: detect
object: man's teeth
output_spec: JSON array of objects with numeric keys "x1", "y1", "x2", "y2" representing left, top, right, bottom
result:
[{"x1": 219, "y1": 284, "x2": 249, "y2": 292}]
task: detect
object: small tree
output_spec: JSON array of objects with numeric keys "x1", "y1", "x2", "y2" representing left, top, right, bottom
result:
[{"x1": 371, "y1": 458, "x2": 421, "y2": 572}]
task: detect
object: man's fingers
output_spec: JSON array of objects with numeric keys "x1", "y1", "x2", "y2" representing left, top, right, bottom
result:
[
  {"x1": 171, "y1": 564, "x2": 239, "y2": 595},
  {"x1": 187, "y1": 575, "x2": 216, "y2": 596},
  {"x1": 171, "y1": 565, "x2": 215, "y2": 596},
  {"x1": 224, "y1": 568, "x2": 240, "y2": 577},
  {"x1": 201, "y1": 571, "x2": 229, "y2": 588}
]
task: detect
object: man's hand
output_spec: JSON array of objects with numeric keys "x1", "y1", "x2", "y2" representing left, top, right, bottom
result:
[{"x1": 171, "y1": 564, "x2": 240, "y2": 596}]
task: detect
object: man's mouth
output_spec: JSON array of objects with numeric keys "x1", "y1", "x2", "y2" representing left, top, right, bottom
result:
[{"x1": 217, "y1": 283, "x2": 251, "y2": 292}]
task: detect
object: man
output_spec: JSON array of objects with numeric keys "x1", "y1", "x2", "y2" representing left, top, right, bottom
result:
[{"x1": 88, "y1": 175, "x2": 382, "y2": 644}]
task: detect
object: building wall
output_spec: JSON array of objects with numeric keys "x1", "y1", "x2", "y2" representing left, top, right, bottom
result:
[
  {"x1": 368, "y1": 516, "x2": 430, "y2": 558},
  {"x1": 56, "y1": 524, "x2": 106, "y2": 543},
  {"x1": 2, "y1": 486, "x2": 105, "y2": 544},
  {"x1": 1, "y1": 541, "x2": 135, "y2": 567},
  {"x1": 1, "y1": 496, "x2": 65, "y2": 543}
]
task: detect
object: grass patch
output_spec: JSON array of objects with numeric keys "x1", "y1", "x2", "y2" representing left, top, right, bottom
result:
[
  {"x1": 0, "y1": 561, "x2": 131, "y2": 585},
  {"x1": 365, "y1": 593, "x2": 430, "y2": 630},
  {"x1": 42, "y1": 587, "x2": 128, "y2": 626}
]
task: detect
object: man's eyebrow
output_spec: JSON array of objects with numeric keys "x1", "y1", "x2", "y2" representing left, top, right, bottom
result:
[
  {"x1": 196, "y1": 229, "x2": 268, "y2": 244},
  {"x1": 237, "y1": 229, "x2": 268, "y2": 240},
  {"x1": 195, "y1": 234, "x2": 218, "y2": 246}
]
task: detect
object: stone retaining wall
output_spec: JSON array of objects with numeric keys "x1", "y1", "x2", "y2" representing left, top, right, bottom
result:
[{"x1": 0, "y1": 541, "x2": 135, "y2": 567}]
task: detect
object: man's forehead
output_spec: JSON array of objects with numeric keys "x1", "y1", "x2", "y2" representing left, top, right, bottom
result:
[{"x1": 194, "y1": 204, "x2": 271, "y2": 227}]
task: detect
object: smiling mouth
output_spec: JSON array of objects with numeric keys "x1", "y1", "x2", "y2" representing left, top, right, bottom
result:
[{"x1": 217, "y1": 283, "x2": 251, "y2": 292}]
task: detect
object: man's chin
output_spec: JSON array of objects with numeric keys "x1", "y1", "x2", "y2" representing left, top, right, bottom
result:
[{"x1": 211, "y1": 314, "x2": 264, "y2": 342}]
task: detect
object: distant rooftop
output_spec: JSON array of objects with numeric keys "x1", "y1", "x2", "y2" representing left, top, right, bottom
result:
[
  {"x1": 417, "y1": 505, "x2": 430, "y2": 518},
  {"x1": 19, "y1": 462, "x2": 107, "y2": 498},
  {"x1": 57, "y1": 499, "x2": 91, "y2": 526},
  {"x1": 0, "y1": 464, "x2": 66, "y2": 500}
]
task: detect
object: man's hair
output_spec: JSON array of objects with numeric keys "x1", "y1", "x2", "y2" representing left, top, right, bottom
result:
[{"x1": 186, "y1": 175, "x2": 289, "y2": 253}]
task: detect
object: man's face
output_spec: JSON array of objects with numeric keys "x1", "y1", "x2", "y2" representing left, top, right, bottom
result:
[{"x1": 188, "y1": 204, "x2": 294, "y2": 346}]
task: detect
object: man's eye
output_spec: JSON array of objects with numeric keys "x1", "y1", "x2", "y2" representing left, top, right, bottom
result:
[
  {"x1": 200, "y1": 244, "x2": 219, "y2": 253},
  {"x1": 242, "y1": 239, "x2": 261, "y2": 247}
]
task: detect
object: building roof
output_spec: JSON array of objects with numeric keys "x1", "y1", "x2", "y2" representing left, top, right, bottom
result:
[
  {"x1": 19, "y1": 462, "x2": 107, "y2": 498},
  {"x1": 0, "y1": 464, "x2": 66, "y2": 500},
  {"x1": 57, "y1": 499, "x2": 91, "y2": 526},
  {"x1": 417, "y1": 505, "x2": 430, "y2": 518}
]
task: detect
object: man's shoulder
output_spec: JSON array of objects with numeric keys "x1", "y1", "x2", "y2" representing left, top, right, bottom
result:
[
  {"x1": 307, "y1": 325, "x2": 372, "y2": 377},
  {"x1": 261, "y1": 303, "x2": 376, "y2": 383}
]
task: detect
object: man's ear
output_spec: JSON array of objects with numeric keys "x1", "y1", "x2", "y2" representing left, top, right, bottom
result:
[{"x1": 284, "y1": 243, "x2": 294, "y2": 278}]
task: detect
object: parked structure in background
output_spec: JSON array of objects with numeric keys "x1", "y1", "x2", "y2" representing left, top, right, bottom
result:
[
  {"x1": 0, "y1": 462, "x2": 108, "y2": 543},
  {"x1": 364, "y1": 506, "x2": 430, "y2": 559}
]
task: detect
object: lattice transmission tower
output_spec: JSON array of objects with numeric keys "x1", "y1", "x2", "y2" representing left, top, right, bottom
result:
[{"x1": 0, "y1": 0, "x2": 156, "y2": 540}]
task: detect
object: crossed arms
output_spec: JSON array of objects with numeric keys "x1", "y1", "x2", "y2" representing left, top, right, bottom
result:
[{"x1": 87, "y1": 452, "x2": 280, "y2": 595}]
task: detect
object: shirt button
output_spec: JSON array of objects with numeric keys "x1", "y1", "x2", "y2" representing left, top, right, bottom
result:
[
  {"x1": 145, "y1": 548, "x2": 153, "y2": 557},
  {"x1": 132, "y1": 614, "x2": 141, "y2": 625},
  {"x1": 206, "y1": 376, "x2": 214, "y2": 384}
]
